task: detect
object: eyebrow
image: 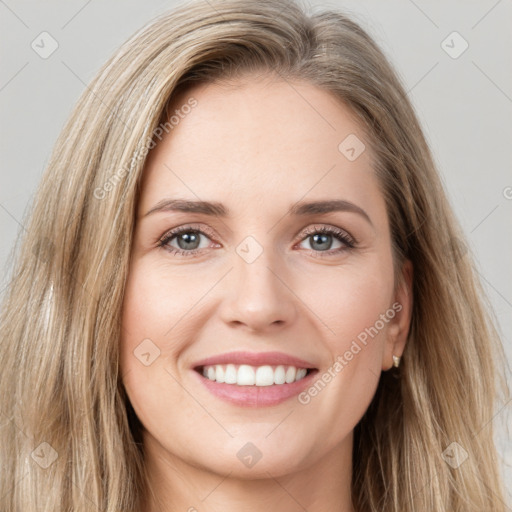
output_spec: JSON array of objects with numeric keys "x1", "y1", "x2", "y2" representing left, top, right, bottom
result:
[{"x1": 143, "y1": 198, "x2": 372, "y2": 226}]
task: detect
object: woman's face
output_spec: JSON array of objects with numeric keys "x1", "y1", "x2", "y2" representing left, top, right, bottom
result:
[{"x1": 120, "y1": 74, "x2": 412, "y2": 479}]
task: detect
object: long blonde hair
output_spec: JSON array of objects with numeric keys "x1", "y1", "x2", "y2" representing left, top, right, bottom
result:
[{"x1": 0, "y1": 0, "x2": 508, "y2": 510}]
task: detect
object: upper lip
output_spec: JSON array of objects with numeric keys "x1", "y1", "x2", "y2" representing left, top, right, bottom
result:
[{"x1": 192, "y1": 351, "x2": 317, "y2": 369}]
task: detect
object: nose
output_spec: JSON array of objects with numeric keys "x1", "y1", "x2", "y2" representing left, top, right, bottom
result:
[{"x1": 218, "y1": 244, "x2": 297, "y2": 333}]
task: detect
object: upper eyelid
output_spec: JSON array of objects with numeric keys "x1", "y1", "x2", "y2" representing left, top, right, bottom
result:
[
  {"x1": 161, "y1": 223, "x2": 215, "y2": 238},
  {"x1": 301, "y1": 224, "x2": 354, "y2": 238}
]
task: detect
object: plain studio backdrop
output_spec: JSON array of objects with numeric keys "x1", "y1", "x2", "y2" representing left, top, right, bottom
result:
[{"x1": 0, "y1": 0, "x2": 511, "y2": 502}]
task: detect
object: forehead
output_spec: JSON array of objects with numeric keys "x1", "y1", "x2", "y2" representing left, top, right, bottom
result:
[{"x1": 138, "y1": 76, "x2": 383, "y2": 219}]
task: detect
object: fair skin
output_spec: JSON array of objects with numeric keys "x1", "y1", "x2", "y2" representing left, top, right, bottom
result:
[{"x1": 120, "y1": 73, "x2": 413, "y2": 512}]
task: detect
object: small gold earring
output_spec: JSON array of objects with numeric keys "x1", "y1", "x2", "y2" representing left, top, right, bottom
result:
[{"x1": 392, "y1": 355, "x2": 401, "y2": 368}]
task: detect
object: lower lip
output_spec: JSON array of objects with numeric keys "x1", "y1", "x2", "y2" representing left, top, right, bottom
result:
[{"x1": 193, "y1": 369, "x2": 318, "y2": 407}]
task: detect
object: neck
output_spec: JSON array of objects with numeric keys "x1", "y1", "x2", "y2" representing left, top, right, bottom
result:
[{"x1": 142, "y1": 431, "x2": 355, "y2": 512}]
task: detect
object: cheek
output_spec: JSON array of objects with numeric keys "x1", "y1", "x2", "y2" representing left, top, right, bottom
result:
[
  {"x1": 294, "y1": 258, "x2": 394, "y2": 430},
  {"x1": 307, "y1": 256, "x2": 394, "y2": 354},
  {"x1": 120, "y1": 263, "x2": 173, "y2": 409},
  {"x1": 119, "y1": 264, "x2": 194, "y2": 437},
  {"x1": 121, "y1": 261, "x2": 172, "y2": 335},
  {"x1": 120, "y1": 259, "x2": 195, "y2": 362}
]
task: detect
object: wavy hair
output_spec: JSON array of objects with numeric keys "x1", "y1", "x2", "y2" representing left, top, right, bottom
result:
[{"x1": 0, "y1": 0, "x2": 508, "y2": 510}]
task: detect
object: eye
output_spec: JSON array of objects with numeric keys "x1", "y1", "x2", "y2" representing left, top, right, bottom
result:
[
  {"x1": 297, "y1": 225, "x2": 356, "y2": 256},
  {"x1": 157, "y1": 224, "x2": 218, "y2": 257},
  {"x1": 157, "y1": 223, "x2": 357, "y2": 258}
]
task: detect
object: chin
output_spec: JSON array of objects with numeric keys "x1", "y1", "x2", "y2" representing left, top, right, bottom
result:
[{"x1": 193, "y1": 438, "x2": 315, "y2": 479}]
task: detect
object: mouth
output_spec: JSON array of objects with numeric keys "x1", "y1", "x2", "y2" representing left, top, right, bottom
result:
[
  {"x1": 195, "y1": 364, "x2": 315, "y2": 386},
  {"x1": 191, "y1": 351, "x2": 319, "y2": 407}
]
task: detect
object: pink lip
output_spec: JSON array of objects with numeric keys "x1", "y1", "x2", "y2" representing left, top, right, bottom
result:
[
  {"x1": 193, "y1": 369, "x2": 318, "y2": 407},
  {"x1": 191, "y1": 351, "x2": 319, "y2": 408},
  {"x1": 191, "y1": 351, "x2": 317, "y2": 370}
]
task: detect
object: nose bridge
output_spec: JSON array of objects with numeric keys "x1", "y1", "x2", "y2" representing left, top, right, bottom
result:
[
  {"x1": 219, "y1": 234, "x2": 296, "y2": 331},
  {"x1": 235, "y1": 238, "x2": 279, "y2": 292},
  {"x1": 234, "y1": 234, "x2": 285, "y2": 301}
]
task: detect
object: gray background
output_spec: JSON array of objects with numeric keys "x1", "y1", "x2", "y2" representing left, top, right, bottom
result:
[{"x1": 1, "y1": 0, "x2": 511, "y2": 502}]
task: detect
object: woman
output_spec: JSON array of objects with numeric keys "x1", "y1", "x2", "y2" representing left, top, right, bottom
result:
[{"x1": 0, "y1": 0, "x2": 508, "y2": 510}]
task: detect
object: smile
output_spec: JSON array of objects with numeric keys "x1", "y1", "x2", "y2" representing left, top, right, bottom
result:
[
  {"x1": 200, "y1": 364, "x2": 310, "y2": 386},
  {"x1": 191, "y1": 351, "x2": 319, "y2": 407}
]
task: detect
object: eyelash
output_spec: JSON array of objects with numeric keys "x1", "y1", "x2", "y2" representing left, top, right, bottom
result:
[{"x1": 157, "y1": 223, "x2": 357, "y2": 258}]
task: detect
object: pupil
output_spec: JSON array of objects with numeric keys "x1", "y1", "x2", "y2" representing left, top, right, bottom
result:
[
  {"x1": 311, "y1": 233, "x2": 331, "y2": 251},
  {"x1": 178, "y1": 232, "x2": 200, "y2": 250}
]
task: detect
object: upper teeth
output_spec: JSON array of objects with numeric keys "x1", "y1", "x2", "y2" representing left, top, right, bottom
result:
[{"x1": 202, "y1": 364, "x2": 308, "y2": 386}]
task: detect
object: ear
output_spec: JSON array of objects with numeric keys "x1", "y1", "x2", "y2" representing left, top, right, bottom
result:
[{"x1": 382, "y1": 259, "x2": 413, "y2": 371}]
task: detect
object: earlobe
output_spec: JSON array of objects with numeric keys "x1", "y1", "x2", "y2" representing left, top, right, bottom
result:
[{"x1": 383, "y1": 259, "x2": 413, "y2": 371}]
